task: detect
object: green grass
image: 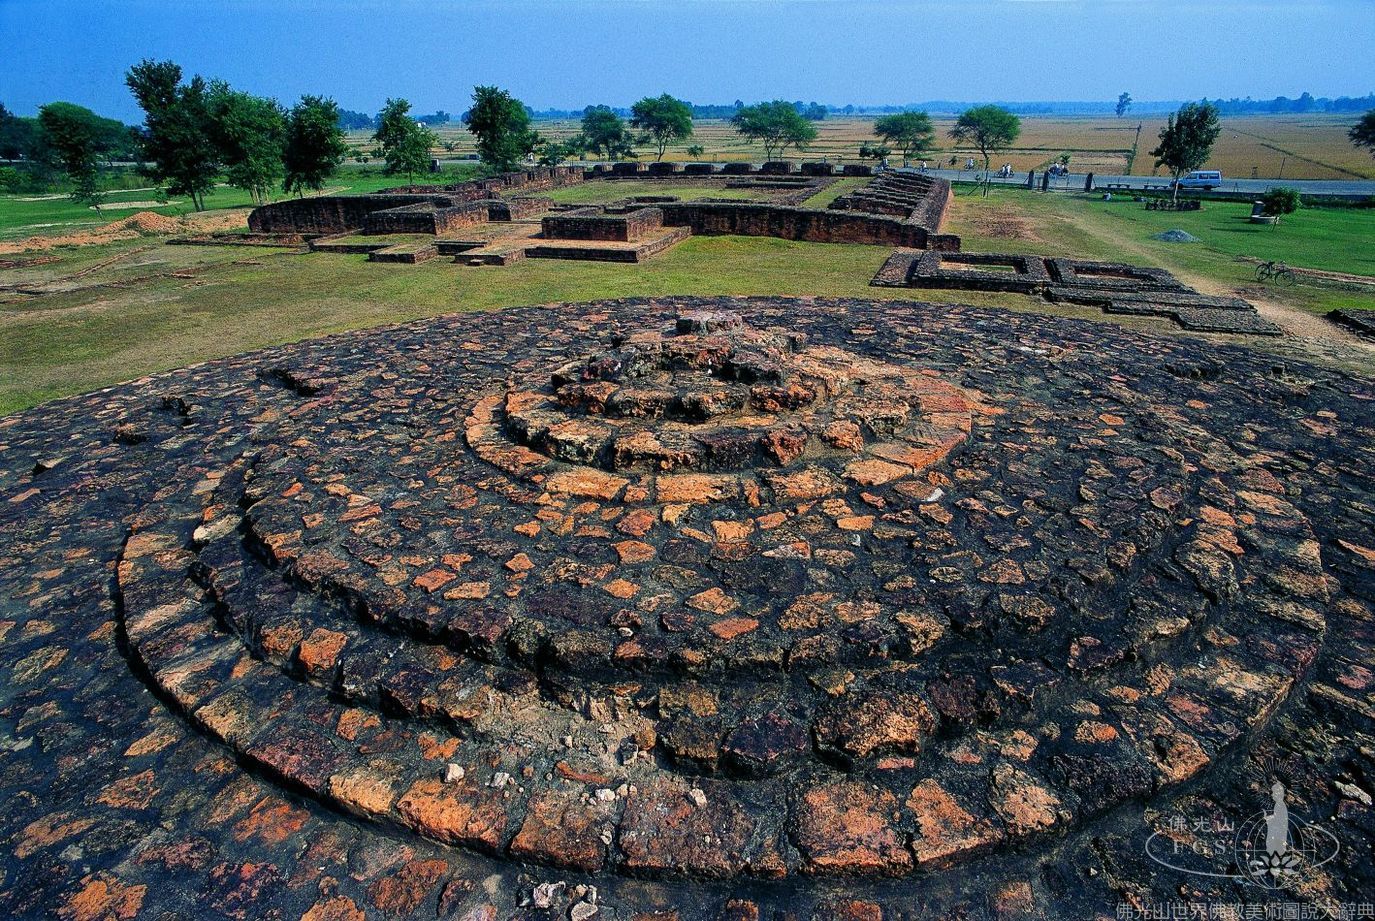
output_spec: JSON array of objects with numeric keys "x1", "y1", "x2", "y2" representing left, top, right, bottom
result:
[
  {"x1": 4, "y1": 184, "x2": 1372, "y2": 417},
  {"x1": 945, "y1": 188, "x2": 1375, "y2": 317},
  {"x1": 0, "y1": 165, "x2": 482, "y2": 241},
  {"x1": 1082, "y1": 197, "x2": 1375, "y2": 275},
  {"x1": 799, "y1": 177, "x2": 869, "y2": 209},
  {"x1": 2, "y1": 234, "x2": 1194, "y2": 415}
]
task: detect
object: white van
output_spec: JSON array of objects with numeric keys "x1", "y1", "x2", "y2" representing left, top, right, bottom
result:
[{"x1": 1174, "y1": 170, "x2": 1222, "y2": 190}]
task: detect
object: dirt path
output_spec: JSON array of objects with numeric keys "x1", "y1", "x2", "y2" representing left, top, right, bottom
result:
[{"x1": 1048, "y1": 205, "x2": 1375, "y2": 364}]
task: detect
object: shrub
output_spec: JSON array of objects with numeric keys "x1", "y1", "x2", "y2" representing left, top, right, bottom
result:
[{"x1": 1260, "y1": 187, "x2": 1301, "y2": 224}]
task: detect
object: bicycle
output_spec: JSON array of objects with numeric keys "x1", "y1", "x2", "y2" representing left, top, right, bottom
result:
[{"x1": 1255, "y1": 261, "x2": 1297, "y2": 286}]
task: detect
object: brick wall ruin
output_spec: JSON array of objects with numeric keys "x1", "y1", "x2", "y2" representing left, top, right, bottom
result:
[
  {"x1": 541, "y1": 207, "x2": 664, "y2": 242},
  {"x1": 248, "y1": 168, "x2": 582, "y2": 235},
  {"x1": 245, "y1": 164, "x2": 957, "y2": 253},
  {"x1": 248, "y1": 194, "x2": 445, "y2": 235},
  {"x1": 659, "y1": 202, "x2": 958, "y2": 249},
  {"x1": 829, "y1": 172, "x2": 953, "y2": 236}
]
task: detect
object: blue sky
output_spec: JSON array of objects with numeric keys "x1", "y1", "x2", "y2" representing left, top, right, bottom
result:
[{"x1": 2, "y1": 0, "x2": 1373, "y2": 120}]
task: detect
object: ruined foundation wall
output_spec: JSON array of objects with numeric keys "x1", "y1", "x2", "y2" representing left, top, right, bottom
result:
[
  {"x1": 659, "y1": 202, "x2": 958, "y2": 249},
  {"x1": 250, "y1": 168, "x2": 585, "y2": 234},
  {"x1": 249, "y1": 195, "x2": 439, "y2": 234},
  {"x1": 542, "y1": 207, "x2": 664, "y2": 242}
]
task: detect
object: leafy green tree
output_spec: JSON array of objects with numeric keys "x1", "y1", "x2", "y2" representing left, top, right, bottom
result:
[
  {"x1": 1260, "y1": 186, "x2": 1301, "y2": 227},
  {"x1": 125, "y1": 59, "x2": 219, "y2": 210},
  {"x1": 38, "y1": 102, "x2": 124, "y2": 204},
  {"x1": 1350, "y1": 110, "x2": 1375, "y2": 159},
  {"x1": 283, "y1": 96, "x2": 348, "y2": 196},
  {"x1": 686, "y1": 144, "x2": 705, "y2": 159},
  {"x1": 949, "y1": 105, "x2": 1021, "y2": 196},
  {"x1": 337, "y1": 109, "x2": 374, "y2": 131},
  {"x1": 1116, "y1": 92, "x2": 1133, "y2": 118},
  {"x1": 873, "y1": 111, "x2": 934, "y2": 162},
  {"x1": 858, "y1": 142, "x2": 891, "y2": 162},
  {"x1": 1150, "y1": 101, "x2": 1221, "y2": 203},
  {"x1": 1, "y1": 103, "x2": 40, "y2": 162},
  {"x1": 580, "y1": 106, "x2": 635, "y2": 161},
  {"x1": 630, "y1": 94, "x2": 693, "y2": 161},
  {"x1": 730, "y1": 100, "x2": 818, "y2": 161},
  {"x1": 206, "y1": 83, "x2": 285, "y2": 204},
  {"x1": 374, "y1": 98, "x2": 438, "y2": 183},
  {"x1": 538, "y1": 138, "x2": 584, "y2": 167},
  {"x1": 465, "y1": 86, "x2": 541, "y2": 172}
]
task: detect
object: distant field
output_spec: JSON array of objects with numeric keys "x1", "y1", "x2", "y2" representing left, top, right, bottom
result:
[{"x1": 385, "y1": 114, "x2": 1374, "y2": 181}]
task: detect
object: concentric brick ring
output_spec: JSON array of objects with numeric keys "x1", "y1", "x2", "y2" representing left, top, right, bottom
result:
[{"x1": 113, "y1": 298, "x2": 1331, "y2": 882}]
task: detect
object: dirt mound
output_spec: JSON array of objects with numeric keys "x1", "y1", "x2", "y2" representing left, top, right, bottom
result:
[
  {"x1": 104, "y1": 211, "x2": 181, "y2": 235},
  {"x1": 0, "y1": 207, "x2": 247, "y2": 255},
  {"x1": 1152, "y1": 229, "x2": 1199, "y2": 243}
]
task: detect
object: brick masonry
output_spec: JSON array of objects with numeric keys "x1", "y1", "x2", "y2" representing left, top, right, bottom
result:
[
  {"x1": 874, "y1": 250, "x2": 1282, "y2": 335},
  {"x1": 248, "y1": 167, "x2": 582, "y2": 234},
  {"x1": 541, "y1": 207, "x2": 665, "y2": 242},
  {"x1": 659, "y1": 201, "x2": 958, "y2": 249},
  {"x1": 2, "y1": 295, "x2": 1370, "y2": 918}
]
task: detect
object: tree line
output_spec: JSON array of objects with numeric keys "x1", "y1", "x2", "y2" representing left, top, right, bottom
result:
[
  {"x1": 0, "y1": 61, "x2": 351, "y2": 208},
  {"x1": 5, "y1": 67, "x2": 1374, "y2": 211}
]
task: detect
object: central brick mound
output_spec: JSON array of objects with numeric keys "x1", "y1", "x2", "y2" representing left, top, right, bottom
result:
[
  {"x1": 118, "y1": 303, "x2": 1323, "y2": 880},
  {"x1": 7, "y1": 296, "x2": 1374, "y2": 919}
]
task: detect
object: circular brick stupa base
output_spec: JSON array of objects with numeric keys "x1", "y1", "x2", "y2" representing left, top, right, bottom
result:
[{"x1": 1, "y1": 297, "x2": 1373, "y2": 920}]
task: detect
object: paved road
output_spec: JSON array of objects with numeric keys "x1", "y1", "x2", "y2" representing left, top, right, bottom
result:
[{"x1": 896, "y1": 167, "x2": 1375, "y2": 198}]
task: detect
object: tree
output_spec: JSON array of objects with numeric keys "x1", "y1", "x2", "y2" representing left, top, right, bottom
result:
[
  {"x1": 731, "y1": 100, "x2": 818, "y2": 161},
  {"x1": 686, "y1": 144, "x2": 705, "y2": 159},
  {"x1": 580, "y1": 106, "x2": 636, "y2": 161},
  {"x1": 538, "y1": 138, "x2": 583, "y2": 167},
  {"x1": 283, "y1": 95, "x2": 348, "y2": 196},
  {"x1": 465, "y1": 86, "x2": 541, "y2": 173},
  {"x1": 873, "y1": 111, "x2": 935, "y2": 163},
  {"x1": 0, "y1": 102, "x2": 40, "y2": 161},
  {"x1": 801, "y1": 102, "x2": 827, "y2": 121},
  {"x1": 374, "y1": 98, "x2": 437, "y2": 184},
  {"x1": 337, "y1": 109, "x2": 374, "y2": 131},
  {"x1": 1150, "y1": 101, "x2": 1221, "y2": 203},
  {"x1": 1116, "y1": 92, "x2": 1133, "y2": 118},
  {"x1": 206, "y1": 83, "x2": 285, "y2": 204},
  {"x1": 38, "y1": 102, "x2": 127, "y2": 204},
  {"x1": 125, "y1": 59, "x2": 219, "y2": 210},
  {"x1": 858, "y1": 142, "x2": 891, "y2": 162},
  {"x1": 630, "y1": 94, "x2": 693, "y2": 161},
  {"x1": 949, "y1": 105, "x2": 1021, "y2": 196},
  {"x1": 1260, "y1": 186, "x2": 1301, "y2": 227},
  {"x1": 1350, "y1": 109, "x2": 1375, "y2": 159}
]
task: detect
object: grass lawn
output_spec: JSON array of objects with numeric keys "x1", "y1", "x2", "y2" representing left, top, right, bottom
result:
[
  {"x1": 3, "y1": 183, "x2": 1372, "y2": 417},
  {"x1": 1, "y1": 234, "x2": 1205, "y2": 415},
  {"x1": 799, "y1": 177, "x2": 869, "y2": 209},
  {"x1": 0, "y1": 165, "x2": 482, "y2": 241},
  {"x1": 944, "y1": 188, "x2": 1375, "y2": 317}
]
